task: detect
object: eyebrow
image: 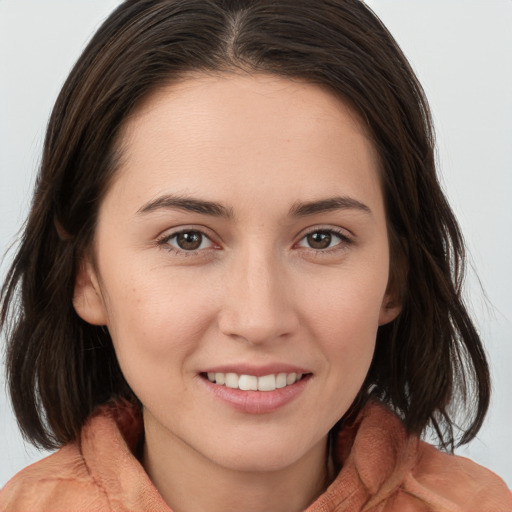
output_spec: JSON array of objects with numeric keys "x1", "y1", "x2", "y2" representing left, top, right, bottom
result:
[
  {"x1": 289, "y1": 196, "x2": 372, "y2": 217},
  {"x1": 137, "y1": 195, "x2": 234, "y2": 218},
  {"x1": 137, "y1": 194, "x2": 371, "y2": 219}
]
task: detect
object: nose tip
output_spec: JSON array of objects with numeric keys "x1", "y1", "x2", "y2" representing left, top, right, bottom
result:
[
  {"x1": 217, "y1": 258, "x2": 299, "y2": 345},
  {"x1": 218, "y1": 314, "x2": 294, "y2": 346}
]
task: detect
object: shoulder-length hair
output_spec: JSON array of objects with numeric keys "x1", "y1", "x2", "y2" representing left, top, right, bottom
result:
[{"x1": 1, "y1": 0, "x2": 489, "y2": 451}]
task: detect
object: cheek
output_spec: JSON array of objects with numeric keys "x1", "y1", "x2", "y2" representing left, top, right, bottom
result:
[
  {"x1": 299, "y1": 261, "x2": 388, "y2": 338},
  {"x1": 317, "y1": 296, "x2": 379, "y2": 373},
  {"x1": 100, "y1": 265, "x2": 220, "y2": 372},
  {"x1": 296, "y1": 262, "x2": 387, "y2": 382}
]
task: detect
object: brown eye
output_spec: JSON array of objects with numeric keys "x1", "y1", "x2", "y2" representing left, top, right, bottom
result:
[
  {"x1": 176, "y1": 231, "x2": 204, "y2": 250},
  {"x1": 297, "y1": 229, "x2": 349, "y2": 251},
  {"x1": 159, "y1": 228, "x2": 216, "y2": 255},
  {"x1": 306, "y1": 231, "x2": 333, "y2": 249}
]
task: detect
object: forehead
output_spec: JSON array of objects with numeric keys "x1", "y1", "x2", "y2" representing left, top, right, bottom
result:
[
  {"x1": 121, "y1": 72, "x2": 373, "y2": 150},
  {"x1": 108, "y1": 72, "x2": 383, "y2": 215}
]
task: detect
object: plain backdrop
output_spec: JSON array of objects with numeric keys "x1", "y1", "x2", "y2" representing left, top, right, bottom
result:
[{"x1": 1, "y1": 0, "x2": 511, "y2": 488}]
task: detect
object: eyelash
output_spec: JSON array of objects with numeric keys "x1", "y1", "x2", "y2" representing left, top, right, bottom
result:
[{"x1": 156, "y1": 227, "x2": 353, "y2": 256}]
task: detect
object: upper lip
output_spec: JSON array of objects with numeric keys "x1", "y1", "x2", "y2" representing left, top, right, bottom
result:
[{"x1": 201, "y1": 364, "x2": 311, "y2": 377}]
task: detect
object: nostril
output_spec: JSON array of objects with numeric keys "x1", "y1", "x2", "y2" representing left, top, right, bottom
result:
[{"x1": 217, "y1": 308, "x2": 299, "y2": 346}]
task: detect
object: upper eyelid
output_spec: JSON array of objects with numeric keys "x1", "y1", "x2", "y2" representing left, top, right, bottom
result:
[
  {"x1": 297, "y1": 225, "x2": 353, "y2": 241},
  {"x1": 156, "y1": 225, "x2": 216, "y2": 242},
  {"x1": 165, "y1": 229, "x2": 213, "y2": 242}
]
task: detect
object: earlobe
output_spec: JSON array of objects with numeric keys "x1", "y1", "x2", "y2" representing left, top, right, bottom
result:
[
  {"x1": 378, "y1": 296, "x2": 402, "y2": 326},
  {"x1": 73, "y1": 258, "x2": 108, "y2": 326}
]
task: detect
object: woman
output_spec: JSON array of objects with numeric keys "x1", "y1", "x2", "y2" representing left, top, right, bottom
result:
[{"x1": 1, "y1": 0, "x2": 510, "y2": 510}]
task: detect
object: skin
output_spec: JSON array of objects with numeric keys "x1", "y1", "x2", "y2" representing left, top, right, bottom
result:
[{"x1": 74, "y1": 73, "x2": 401, "y2": 512}]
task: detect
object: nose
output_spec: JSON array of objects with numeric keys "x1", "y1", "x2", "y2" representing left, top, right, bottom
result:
[{"x1": 217, "y1": 249, "x2": 299, "y2": 345}]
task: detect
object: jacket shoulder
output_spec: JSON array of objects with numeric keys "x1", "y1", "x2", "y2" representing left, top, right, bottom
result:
[
  {"x1": 0, "y1": 443, "x2": 110, "y2": 511},
  {"x1": 399, "y1": 441, "x2": 512, "y2": 511}
]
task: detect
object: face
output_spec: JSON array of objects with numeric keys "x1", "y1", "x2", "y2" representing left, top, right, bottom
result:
[{"x1": 74, "y1": 73, "x2": 400, "y2": 474}]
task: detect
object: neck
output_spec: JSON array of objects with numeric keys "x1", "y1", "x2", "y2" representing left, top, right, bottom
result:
[{"x1": 143, "y1": 419, "x2": 331, "y2": 512}]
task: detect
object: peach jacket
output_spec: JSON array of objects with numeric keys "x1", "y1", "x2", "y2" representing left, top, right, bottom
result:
[{"x1": 1, "y1": 401, "x2": 511, "y2": 511}]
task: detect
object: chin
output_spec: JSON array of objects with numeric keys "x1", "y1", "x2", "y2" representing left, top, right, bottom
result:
[
  {"x1": 202, "y1": 433, "x2": 326, "y2": 474},
  {"x1": 216, "y1": 451, "x2": 302, "y2": 474}
]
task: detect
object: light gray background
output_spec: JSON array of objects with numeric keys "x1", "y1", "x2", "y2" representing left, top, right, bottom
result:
[{"x1": 1, "y1": 0, "x2": 511, "y2": 488}]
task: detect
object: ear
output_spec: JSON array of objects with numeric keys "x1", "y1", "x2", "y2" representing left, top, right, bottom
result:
[
  {"x1": 73, "y1": 257, "x2": 108, "y2": 326},
  {"x1": 378, "y1": 294, "x2": 402, "y2": 326},
  {"x1": 380, "y1": 232, "x2": 407, "y2": 326}
]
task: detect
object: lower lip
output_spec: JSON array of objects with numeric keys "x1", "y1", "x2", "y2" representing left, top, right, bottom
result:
[{"x1": 201, "y1": 375, "x2": 311, "y2": 414}]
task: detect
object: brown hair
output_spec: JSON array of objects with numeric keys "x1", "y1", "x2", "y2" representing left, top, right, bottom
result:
[{"x1": 1, "y1": 0, "x2": 489, "y2": 451}]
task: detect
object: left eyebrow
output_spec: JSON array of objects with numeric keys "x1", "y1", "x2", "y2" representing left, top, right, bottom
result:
[
  {"x1": 289, "y1": 196, "x2": 372, "y2": 217},
  {"x1": 137, "y1": 194, "x2": 234, "y2": 218}
]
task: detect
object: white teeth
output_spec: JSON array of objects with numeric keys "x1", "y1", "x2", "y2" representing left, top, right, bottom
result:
[
  {"x1": 276, "y1": 373, "x2": 287, "y2": 388},
  {"x1": 238, "y1": 374, "x2": 258, "y2": 391},
  {"x1": 257, "y1": 374, "x2": 276, "y2": 391},
  {"x1": 206, "y1": 372, "x2": 305, "y2": 391},
  {"x1": 225, "y1": 373, "x2": 238, "y2": 389}
]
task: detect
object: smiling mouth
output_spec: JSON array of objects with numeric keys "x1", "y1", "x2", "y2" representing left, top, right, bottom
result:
[{"x1": 203, "y1": 372, "x2": 306, "y2": 391}]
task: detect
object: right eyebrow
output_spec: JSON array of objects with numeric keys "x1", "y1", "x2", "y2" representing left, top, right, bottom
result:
[
  {"x1": 288, "y1": 196, "x2": 372, "y2": 217},
  {"x1": 137, "y1": 194, "x2": 234, "y2": 218}
]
